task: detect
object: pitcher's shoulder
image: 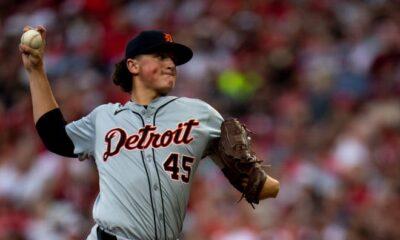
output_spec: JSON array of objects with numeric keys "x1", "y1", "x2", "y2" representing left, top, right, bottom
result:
[
  {"x1": 90, "y1": 103, "x2": 122, "y2": 115},
  {"x1": 177, "y1": 97, "x2": 215, "y2": 109},
  {"x1": 177, "y1": 97, "x2": 223, "y2": 119}
]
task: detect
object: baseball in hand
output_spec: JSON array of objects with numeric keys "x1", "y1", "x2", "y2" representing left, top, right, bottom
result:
[{"x1": 21, "y1": 29, "x2": 43, "y2": 49}]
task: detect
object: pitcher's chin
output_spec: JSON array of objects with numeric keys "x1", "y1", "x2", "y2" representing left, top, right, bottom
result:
[{"x1": 158, "y1": 84, "x2": 174, "y2": 96}]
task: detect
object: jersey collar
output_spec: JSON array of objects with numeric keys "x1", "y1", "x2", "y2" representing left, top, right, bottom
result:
[{"x1": 122, "y1": 96, "x2": 179, "y2": 113}]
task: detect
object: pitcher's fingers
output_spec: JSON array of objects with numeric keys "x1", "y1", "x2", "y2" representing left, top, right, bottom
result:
[
  {"x1": 19, "y1": 44, "x2": 41, "y2": 57},
  {"x1": 36, "y1": 25, "x2": 46, "y2": 40},
  {"x1": 23, "y1": 26, "x2": 33, "y2": 32},
  {"x1": 19, "y1": 44, "x2": 30, "y2": 54},
  {"x1": 19, "y1": 45, "x2": 27, "y2": 54}
]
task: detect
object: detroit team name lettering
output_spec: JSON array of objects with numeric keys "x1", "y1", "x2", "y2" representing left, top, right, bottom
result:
[{"x1": 103, "y1": 119, "x2": 200, "y2": 161}]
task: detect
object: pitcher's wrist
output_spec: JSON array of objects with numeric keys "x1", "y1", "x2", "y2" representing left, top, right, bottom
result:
[{"x1": 27, "y1": 65, "x2": 46, "y2": 77}]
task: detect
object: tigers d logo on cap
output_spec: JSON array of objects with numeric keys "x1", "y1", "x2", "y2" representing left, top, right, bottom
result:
[{"x1": 164, "y1": 33, "x2": 173, "y2": 42}]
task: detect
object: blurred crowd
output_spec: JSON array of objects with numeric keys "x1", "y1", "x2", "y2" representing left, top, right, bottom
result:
[{"x1": 0, "y1": 0, "x2": 400, "y2": 239}]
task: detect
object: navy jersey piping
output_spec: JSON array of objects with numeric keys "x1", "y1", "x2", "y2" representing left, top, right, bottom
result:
[
  {"x1": 152, "y1": 97, "x2": 180, "y2": 240},
  {"x1": 130, "y1": 110, "x2": 159, "y2": 240}
]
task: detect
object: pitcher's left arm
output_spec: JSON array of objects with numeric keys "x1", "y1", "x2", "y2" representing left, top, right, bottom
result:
[{"x1": 209, "y1": 119, "x2": 280, "y2": 206}]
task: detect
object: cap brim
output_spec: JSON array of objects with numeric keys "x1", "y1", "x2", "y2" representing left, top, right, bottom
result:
[{"x1": 143, "y1": 42, "x2": 193, "y2": 66}]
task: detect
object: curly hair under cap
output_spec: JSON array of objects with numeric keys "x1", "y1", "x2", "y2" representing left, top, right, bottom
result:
[{"x1": 112, "y1": 59, "x2": 133, "y2": 93}]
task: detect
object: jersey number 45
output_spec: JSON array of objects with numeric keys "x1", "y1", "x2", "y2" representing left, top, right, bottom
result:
[{"x1": 163, "y1": 153, "x2": 194, "y2": 183}]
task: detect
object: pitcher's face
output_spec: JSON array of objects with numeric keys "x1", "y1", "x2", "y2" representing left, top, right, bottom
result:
[{"x1": 134, "y1": 52, "x2": 177, "y2": 95}]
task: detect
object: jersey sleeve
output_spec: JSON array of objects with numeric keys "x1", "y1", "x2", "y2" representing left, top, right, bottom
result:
[
  {"x1": 65, "y1": 107, "x2": 98, "y2": 157},
  {"x1": 206, "y1": 104, "x2": 224, "y2": 140},
  {"x1": 202, "y1": 104, "x2": 224, "y2": 159}
]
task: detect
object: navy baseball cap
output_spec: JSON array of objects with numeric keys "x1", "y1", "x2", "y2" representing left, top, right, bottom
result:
[{"x1": 125, "y1": 30, "x2": 193, "y2": 65}]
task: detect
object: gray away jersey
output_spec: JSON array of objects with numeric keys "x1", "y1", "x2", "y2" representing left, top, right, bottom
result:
[{"x1": 65, "y1": 96, "x2": 223, "y2": 240}]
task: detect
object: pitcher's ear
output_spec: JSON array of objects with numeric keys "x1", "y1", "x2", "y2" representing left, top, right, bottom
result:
[{"x1": 126, "y1": 58, "x2": 139, "y2": 74}]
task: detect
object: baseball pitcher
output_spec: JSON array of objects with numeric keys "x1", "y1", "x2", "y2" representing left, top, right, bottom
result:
[{"x1": 20, "y1": 26, "x2": 279, "y2": 240}]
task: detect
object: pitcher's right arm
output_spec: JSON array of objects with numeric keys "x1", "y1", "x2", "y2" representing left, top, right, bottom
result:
[
  {"x1": 20, "y1": 26, "x2": 76, "y2": 158},
  {"x1": 19, "y1": 26, "x2": 59, "y2": 123}
]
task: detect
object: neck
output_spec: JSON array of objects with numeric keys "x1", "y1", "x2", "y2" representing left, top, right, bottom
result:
[
  {"x1": 131, "y1": 89, "x2": 160, "y2": 105},
  {"x1": 131, "y1": 80, "x2": 161, "y2": 105}
]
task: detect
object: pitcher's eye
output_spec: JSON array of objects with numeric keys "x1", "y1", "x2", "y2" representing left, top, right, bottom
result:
[
  {"x1": 155, "y1": 52, "x2": 175, "y2": 59},
  {"x1": 153, "y1": 53, "x2": 166, "y2": 59}
]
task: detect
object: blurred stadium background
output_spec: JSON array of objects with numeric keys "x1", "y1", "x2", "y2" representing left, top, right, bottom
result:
[{"x1": 0, "y1": 0, "x2": 400, "y2": 239}]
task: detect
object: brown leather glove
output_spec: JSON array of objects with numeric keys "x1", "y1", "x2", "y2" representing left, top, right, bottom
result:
[{"x1": 218, "y1": 119, "x2": 268, "y2": 206}]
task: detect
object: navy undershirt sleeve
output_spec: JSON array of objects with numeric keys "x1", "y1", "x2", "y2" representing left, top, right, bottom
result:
[{"x1": 35, "y1": 108, "x2": 78, "y2": 158}]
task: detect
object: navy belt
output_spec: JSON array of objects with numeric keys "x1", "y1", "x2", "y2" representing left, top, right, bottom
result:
[{"x1": 97, "y1": 226, "x2": 117, "y2": 240}]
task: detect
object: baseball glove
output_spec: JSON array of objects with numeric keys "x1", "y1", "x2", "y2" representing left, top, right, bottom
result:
[{"x1": 218, "y1": 119, "x2": 268, "y2": 207}]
